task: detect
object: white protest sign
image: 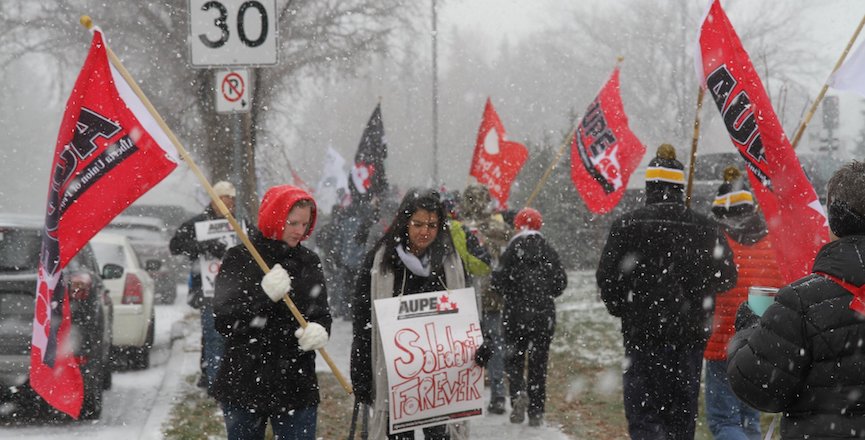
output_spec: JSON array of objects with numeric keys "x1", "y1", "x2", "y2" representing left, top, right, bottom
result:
[
  {"x1": 373, "y1": 287, "x2": 484, "y2": 434},
  {"x1": 194, "y1": 218, "x2": 244, "y2": 297}
]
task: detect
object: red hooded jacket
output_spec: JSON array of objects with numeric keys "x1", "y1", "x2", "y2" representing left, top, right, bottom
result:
[{"x1": 258, "y1": 185, "x2": 317, "y2": 241}]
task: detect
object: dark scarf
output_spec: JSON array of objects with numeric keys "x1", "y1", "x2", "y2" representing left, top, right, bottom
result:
[{"x1": 715, "y1": 212, "x2": 769, "y2": 245}]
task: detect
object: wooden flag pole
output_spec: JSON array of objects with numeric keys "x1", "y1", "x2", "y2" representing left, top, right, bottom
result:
[
  {"x1": 524, "y1": 127, "x2": 575, "y2": 208},
  {"x1": 685, "y1": 87, "x2": 705, "y2": 208},
  {"x1": 80, "y1": 16, "x2": 353, "y2": 395},
  {"x1": 790, "y1": 13, "x2": 865, "y2": 150}
]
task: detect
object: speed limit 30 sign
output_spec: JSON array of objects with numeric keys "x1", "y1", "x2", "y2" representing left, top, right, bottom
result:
[{"x1": 189, "y1": 0, "x2": 277, "y2": 67}]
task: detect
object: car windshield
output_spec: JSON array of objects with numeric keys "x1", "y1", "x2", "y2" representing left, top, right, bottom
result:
[
  {"x1": 91, "y1": 242, "x2": 126, "y2": 270},
  {"x1": 0, "y1": 227, "x2": 41, "y2": 272}
]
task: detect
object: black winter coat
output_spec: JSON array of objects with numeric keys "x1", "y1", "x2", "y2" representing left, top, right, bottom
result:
[
  {"x1": 597, "y1": 201, "x2": 736, "y2": 350},
  {"x1": 212, "y1": 228, "x2": 331, "y2": 412},
  {"x1": 169, "y1": 206, "x2": 229, "y2": 307},
  {"x1": 491, "y1": 232, "x2": 567, "y2": 335},
  {"x1": 727, "y1": 235, "x2": 865, "y2": 439}
]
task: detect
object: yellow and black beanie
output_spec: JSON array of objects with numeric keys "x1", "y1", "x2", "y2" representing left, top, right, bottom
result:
[
  {"x1": 711, "y1": 166, "x2": 755, "y2": 218},
  {"x1": 645, "y1": 144, "x2": 685, "y2": 199}
]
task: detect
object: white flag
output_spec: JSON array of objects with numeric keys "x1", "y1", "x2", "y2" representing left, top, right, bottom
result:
[
  {"x1": 829, "y1": 41, "x2": 865, "y2": 97},
  {"x1": 315, "y1": 146, "x2": 349, "y2": 215}
]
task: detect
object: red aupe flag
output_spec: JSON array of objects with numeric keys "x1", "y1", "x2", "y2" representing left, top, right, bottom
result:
[
  {"x1": 469, "y1": 99, "x2": 528, "y2": 208},
  {"x1": 32, "y1": 29, "x2": 178, "y2": 418},
  {"x1": 569, "y1": 68, "x2": 646, "y2": 214},
  {"x1": 696, "y1": 0, "x2": 828, "y2": 283}
]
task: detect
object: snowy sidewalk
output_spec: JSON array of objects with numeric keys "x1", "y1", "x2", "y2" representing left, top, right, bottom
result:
[{"x1": 317, "y1": 319, "x2": 572, "y2": 440}]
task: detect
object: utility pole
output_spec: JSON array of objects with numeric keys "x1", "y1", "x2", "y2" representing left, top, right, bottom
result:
[{"x1": 431, "y1": 0, "x2": 439, "y2": 185}]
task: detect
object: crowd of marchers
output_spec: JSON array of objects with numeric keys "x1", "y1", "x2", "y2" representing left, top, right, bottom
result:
[{"x1": 168, "y1": 150, "x2": 865, "y2": 440}]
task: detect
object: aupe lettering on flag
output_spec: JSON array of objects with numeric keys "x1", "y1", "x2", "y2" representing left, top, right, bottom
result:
[
  {"x1": 32, "y1": 28, "x2": 178, "y2": 418},
  {"x1": 569, "y1": 67, "x2": 646, "y2": 214},
  {"x1": 695, "y1": 0, "x2": 828, "y2": 283}
]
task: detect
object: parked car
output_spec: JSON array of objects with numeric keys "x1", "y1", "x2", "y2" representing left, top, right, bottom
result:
[
  {"x1": 0, "y1": 214, "x2": 113, "y2": 420},
  {"x1": 102, "y1": 215, "x2": 183, "y2": 304},
  {"x1": 90, "y1": 232, "x2": 155, "y2": 370}
]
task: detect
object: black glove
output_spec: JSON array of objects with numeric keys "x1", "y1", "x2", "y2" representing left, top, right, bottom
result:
[
  {"x1": 200, "y1": 240, "x2": 227, "y2": 259},
  {"x1": 187, "y1": 287, "x2": 204, "y2": 310},
  {"x1": 475, "y1": 343, "x2": 492, "y2": 367},
  {"x1": 734, "y1": 301, "x2": 760, "y2": 331}
]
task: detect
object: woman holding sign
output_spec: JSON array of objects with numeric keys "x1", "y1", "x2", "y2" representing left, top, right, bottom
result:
[
  {"x1": 351, "y1": 188, "x2": 468, "y2": 440},
  {"x1": 213, "y1": 185, "x2": 331, "y2": 440}
]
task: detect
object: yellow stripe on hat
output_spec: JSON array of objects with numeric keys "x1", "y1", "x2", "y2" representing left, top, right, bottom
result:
[
  {"x1": 645, "y1": 166, "x2": 685, "y2": 184},
  {"x1": 713, "y1": 190, "x2": 754, "y2": 207}
]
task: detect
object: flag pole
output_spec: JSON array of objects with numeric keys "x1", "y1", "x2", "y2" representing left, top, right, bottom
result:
[
  {"x1": 524, "y1": 127, "x2": 575, "y2": 208},
  {"x1": 79, "y1": 16, "x2": 353, "y2": 395},
  {"x1": 790, "y1": 13, "x2": 865, "y2": 150},
  {"x1": 685, "y1": 87, "x2": 705, "y2": 208},
  {"x1": 525, "y1": 56, "x2": 624, "y2": 208}
]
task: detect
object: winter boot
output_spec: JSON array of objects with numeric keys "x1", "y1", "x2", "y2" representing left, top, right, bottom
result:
[
  {"x1": 487, "y1": 397, "x2": 506, "y2": 415},
  {"x1": 510, "y1": 393, "x2": 528, "y2": 424},
  {"x1": 529, "y1": 414, "x2": 543, "y2": 427}
]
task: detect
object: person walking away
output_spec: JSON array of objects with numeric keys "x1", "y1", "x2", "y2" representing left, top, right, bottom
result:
[
  {"x1": 703, "y1": 167, "x2": 783, "y2": 440},
  {"x1": 351, "y1": 188, "x2": 467, "y2": 440},
  {"x1": 169, "y1": 180, "x2": 237, "y2": 393},
  {"x1": 212, "y1": 184, "x2": 331, "y2": 440},
  {"x1": 596, "y1": 144, "x2": 736, "y2": 439},
  {"x1": 727, "y1": 160, "x2": 865, "y2": 439},
  {"x1": 458, "y1": 184, "x2": 510, "y2": 415},
  {"x1": 316, "y1": 204, "x2": 351, "y2": 319},
  {"x1": 491, "y1": 207, "x2": 567, "y2": 427}
]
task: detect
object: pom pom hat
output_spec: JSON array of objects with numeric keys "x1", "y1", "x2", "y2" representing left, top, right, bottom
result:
[
  {"x1": 514, "y1": 207, "x2": 543, "y2": 231},
  {"x1": 645, "y1": 144, "x2": 685, "y2": 186},
  {"x1": 711, "y1": 166, "x2": 755, "y2": 218}
]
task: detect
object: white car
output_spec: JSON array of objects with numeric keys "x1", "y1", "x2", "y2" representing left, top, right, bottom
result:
[{"x1": 90, "y1": 232, "x2": 156, "y2": 370}]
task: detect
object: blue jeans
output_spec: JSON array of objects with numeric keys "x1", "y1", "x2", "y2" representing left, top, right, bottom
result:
[
  {"x1": 222, "y1": 402, "x2": 317, "y2": 440},
  {"x1": 201, "y1": 301, "x2": 225, "y2": 393},
  {"x1": 705, "y1": 359, "x2": 761, "y2": 440},
  {"x1": 623, "y1": 344, "x2": 703, "y2": 440},
  {"x1": 481, "y1": 311, "x2": 506, "y2": 401}
]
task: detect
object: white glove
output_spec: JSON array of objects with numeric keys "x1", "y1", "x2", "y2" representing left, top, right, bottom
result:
[
  {"x1": 294, "y1": 322, "x2": 328, "y2": 351},
  {"x1": 261, "y1": 264, "x2": 291, "y2": 302}
]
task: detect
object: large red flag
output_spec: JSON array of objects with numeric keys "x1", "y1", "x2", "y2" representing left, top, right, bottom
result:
[
  {"x1": 32, "y1": 29, "x2": 178, "y2": 418},
  {"x1": 696, "y1": 0, "x2": 828, "y2": 283},
  {"x1": 569, "y1": 68, "x2": 646, "y2": 214},
  {"x1": 469, "y1": 99, "x2": 528, "y2": 208}
]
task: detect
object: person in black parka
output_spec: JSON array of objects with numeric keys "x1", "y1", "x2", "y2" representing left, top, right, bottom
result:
[
  {"x1": 169, "y1": 180, "x2": 236, "y2": 392},
  {"x1": 491, "y1": 207, "x2": 567, "y2": 427},
  {"x1": 597, "y1": 144, "x2": 736, "y2": 440},
  {"x1": 727, "y1": 160, "x2": 865, "y2": 439},
  {"x1": 213, "y1": 185, "x2": 331, "y2": 440}
]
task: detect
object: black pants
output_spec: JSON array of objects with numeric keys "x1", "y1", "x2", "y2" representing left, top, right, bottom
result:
[
  {"x1": 623, "y1": 343, "x2": 704, "y2": 440},
  {"x1": 504, "y1": 320, "x2": 554, "y2": 418},
  {"x1": 388, "y1": 424, "x2": 448, "y2": 440}
]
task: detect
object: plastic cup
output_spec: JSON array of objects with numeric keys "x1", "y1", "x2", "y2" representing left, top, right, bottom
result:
[{"x1": 748, "y1": 286, "x2": 779, "y2": 317}]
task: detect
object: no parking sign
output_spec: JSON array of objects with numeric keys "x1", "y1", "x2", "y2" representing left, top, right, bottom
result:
[{"x1": 215, "y1": 69, "x2": 251, "y2": 113}]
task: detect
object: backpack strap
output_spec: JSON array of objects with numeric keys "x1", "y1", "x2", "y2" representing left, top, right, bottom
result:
[{"x1": 814, "y1": 271, "x2": 865, "y2": 316}]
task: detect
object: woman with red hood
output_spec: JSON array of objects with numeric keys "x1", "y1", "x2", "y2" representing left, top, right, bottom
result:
[{"x1": 213, "y1": 185, "x2": 331, "y2": 440}]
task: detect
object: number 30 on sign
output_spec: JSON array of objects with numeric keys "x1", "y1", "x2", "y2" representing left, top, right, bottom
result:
[{"x1": 189, "y1": 0, "x2": 277, "y2": 67}]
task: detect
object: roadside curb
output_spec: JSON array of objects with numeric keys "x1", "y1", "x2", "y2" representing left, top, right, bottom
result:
[{"x1": 139, "y1": 319, "x2": 199, "y2": 440}]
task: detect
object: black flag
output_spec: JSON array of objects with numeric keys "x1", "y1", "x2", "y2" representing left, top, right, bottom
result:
[{"x1": 349, "y1": 103, "x2": 388, "y2": 201}]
